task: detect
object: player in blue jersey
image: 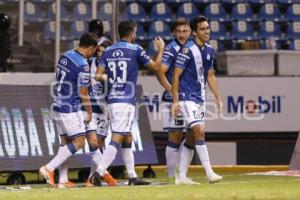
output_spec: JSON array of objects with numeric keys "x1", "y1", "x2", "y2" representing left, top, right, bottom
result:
[
  {"x1": 39, "y1": 33, "x2": 98, "y2": 187},
  {"x1": 172, "y1": 16, "x2": 223, "y2": 184},
  {"x1": 157, "y1": 18, "x2": 196, "y2": 184},
  {"x1": 84, "y1": 40, "x2": 118, "y2": 187},
  {"x1": 94, "y1": 20, "x2": 165, "y2": 185}
]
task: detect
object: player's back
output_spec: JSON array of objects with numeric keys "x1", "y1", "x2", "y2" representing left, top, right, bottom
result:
[
  {"x1": 101, "y1": 40, "x2": 150, "y2": 105},
  {"x1": 53, "y1": 49, "x2": 90, "y2": 113}
]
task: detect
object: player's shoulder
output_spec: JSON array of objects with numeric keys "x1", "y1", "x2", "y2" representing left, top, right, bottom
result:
[
  {"x1": 179, "y1": 40, "x2": 195, "y2": 55},
  {"x1": 64, "y1": 49, "x2": 88, "y2": 67},
  {"x1": 205, "y1": 42, "x2": 215, "y2": 52},
  {"x1": 166, "y1": 40, "x2": 180, "y2": 51}
]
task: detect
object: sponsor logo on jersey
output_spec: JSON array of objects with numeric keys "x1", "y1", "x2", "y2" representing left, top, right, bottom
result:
[
  {"x1": 182, "y1": 48, "x2": 189, "y2": 54},
  {"x1": 112, "y1": 49, "x2": 124, "y2": 57},
  {"x1": 60, "y1": 58, "x2": 67, "y2": 66}
]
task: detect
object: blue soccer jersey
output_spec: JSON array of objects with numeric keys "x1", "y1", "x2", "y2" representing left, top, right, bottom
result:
[
  {"x1": 52, "y1": 49, "x2": 90, "y2": 113},
  {"x1": 175, "y1": 40, "x2": 215, "y2": 103},
  {"x1": 161, "y1": 39, "x2": 181, "y2": 102},
  {"x1": 81, "y1": 57, "x2": 105, "y2": 114},
  {"x1": 99, "y1": 40, "x2": 151, "y2": 105}
]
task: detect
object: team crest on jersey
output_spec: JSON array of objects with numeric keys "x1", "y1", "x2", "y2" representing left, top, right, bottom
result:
[
  {"x1": 207, "y1": 54, "x2": 210, "y2": 60},
  {"x1": 84, "y1": 65, "x2": 89, "y2": 72},
  {"x1": 182, "y1": 48, "x2": 189, "y2": 54},
  {"x1": 112, "y1": 49, "x2": 124, "y2": 57},
  {"x1": 60, "y1": 58, "x2": 67, "y2": 66}
]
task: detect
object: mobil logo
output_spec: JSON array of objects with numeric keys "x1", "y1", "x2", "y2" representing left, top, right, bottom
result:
[{"x1": 227, "y1": 95, "x2": 283, "y2": 114}]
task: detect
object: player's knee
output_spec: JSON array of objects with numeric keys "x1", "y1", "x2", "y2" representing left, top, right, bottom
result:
[
  {"x1": 73, "y1": 136, "x2": 86, "y2": 149},
  {"x1": 88, "y1": 140, "x2": 99, "y2": 152}
]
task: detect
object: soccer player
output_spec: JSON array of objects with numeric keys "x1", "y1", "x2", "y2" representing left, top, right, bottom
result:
[
  {"x1": 95, "y1": 20, "x2": 165, "y2": 185},
  {"x1": 89, "y1": 19, "x2": 111, "y2": 46},
  {"x1": 157, "y1": 18, "x2": 195, "y2": 184},
  {"x1": 39, "y1": 33, "x2": 98, "y2": 187},
  {"x1": 172, "y1": 16, "x2": 223, "y2": 183},
  {"x1": 85, "y1": 40, "x2": 117, "y2": 187}
]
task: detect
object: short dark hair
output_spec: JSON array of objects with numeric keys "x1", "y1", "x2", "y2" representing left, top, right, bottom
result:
[
  {"x1": 190, "y1": 16, "x2": 208, "y2": 32},
  {"x1": 88, "y1": 19, "x2": 104, "y2": 37},
  {"x1": 79, "y1": 32, "x2": 98, "y2": 48},
  {"x1": 118, "y1": 20, "x2": 137, "y2": 39},
  {"x1": 171, "y1": 18, "x2": 189, "y2": 32}
]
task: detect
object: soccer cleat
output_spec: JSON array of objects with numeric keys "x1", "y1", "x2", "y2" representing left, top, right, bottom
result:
[
  {"x1": 89, "y1": 172, "x2": 102, "y2": 186},
  {"x1": 208, "y1": 172, "x2": 223, "y2": 183},
  {"x1": 85, "y1": 179, "x2": 94, "y2": 187},
  {"x1": 175, "y1": 177, "x2": 200, "y2": 185},
  {"x1": 102, "y1": 173, "x2": 117, "y2": 186},
  {"x1": 58, "y1": 181, "x2": 76, "y2": 189},
  {"x1": 128, "y1": 177, "x2": 150, "y2": 186},
  {"x1": 39, "y1": 166, "x2": 55, "y2": 187}
]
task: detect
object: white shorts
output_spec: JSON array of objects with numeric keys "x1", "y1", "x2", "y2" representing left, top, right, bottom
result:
[
  {"x1": 162, "y1": 102, "x2": 185, "y2": 131},
  {"x1": 82, "y1": 111, "x2": 97, "y2": 133},
  {"x1": 108, "y1": 103, "x2": 135, "y2": 135},
  {"x1": 52, "y1": 111, "x2": 86, "y2": 138},
  {"x1": 179, "y1": 101, "x2": 205, "y2": 129},
  {"x1": 94, "y1": 112, "x2": 109, "y2": 138}
]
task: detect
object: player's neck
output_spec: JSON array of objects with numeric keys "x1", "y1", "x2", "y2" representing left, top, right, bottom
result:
[
  {"x1": 76, "y1": 47, "x2": 88, "y2": 58},
  {"x1": 121, "y1": 37, "x2": 132, "y2": 43},
  {"x1": 195, "y1": 37, "x2": 205, "y2": 47}
]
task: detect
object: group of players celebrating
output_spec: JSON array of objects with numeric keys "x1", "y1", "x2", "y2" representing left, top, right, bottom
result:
[{"x1": 39, "y1": 15, "x2": 223, "y2": 188}]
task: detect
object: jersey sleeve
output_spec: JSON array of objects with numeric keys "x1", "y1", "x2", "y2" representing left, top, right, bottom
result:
[
  {"x1": 161, "y1": 46, "x2": 175, "y2": 69},
  {"x1": 137, "y1": 45, "x2": 151, "y2": 66},
  {"x1": 78, "y1": 64, "x2": 90, "y2": 88},
  {"x1": 175, "y1": 47, "x2": 191, "y2": 70},
  {"x1": 208, "y1": 48, "x2": 215, "y2": 70}
]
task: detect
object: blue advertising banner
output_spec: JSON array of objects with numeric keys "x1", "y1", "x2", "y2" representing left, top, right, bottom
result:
[{"x1": 0, "y1": 85, "x2": 157, "y2": 172}]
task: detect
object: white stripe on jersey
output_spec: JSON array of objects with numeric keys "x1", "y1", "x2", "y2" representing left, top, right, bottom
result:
[
  {"x1": 164, "y1": 51, "x2": 174, "y2": 56},
  {"x1": 178, "y1": 53, "x2": 190, "y2": 59},
  {"x1": 174, "y1": 45, "x2": 180, "y2": 52},
  {"x1": 190, "y1": 45, "x2": 205, "y2": 100}
]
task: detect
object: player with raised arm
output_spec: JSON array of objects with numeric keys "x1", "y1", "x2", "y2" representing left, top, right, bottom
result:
[
  {"x1": 157, "y1": 18, "x2": 195, "y2": 184},
  {"x1": 39, "y1": 33, "x2": 98, "y2": 187},
  {"x1": 172, "y1": 16, "x2": 223, "y2": 184},
  {"x1": 94, "y1": 20, "x2": 165, "y2": 185}
]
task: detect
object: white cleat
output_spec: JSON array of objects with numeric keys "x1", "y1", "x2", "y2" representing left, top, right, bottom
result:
[
  {"x1": 175, "y1": 177, "x2": 200, "y2": 185},
  {"x1": 208, "y1": 172, "x2": 223, "y2": 183}
]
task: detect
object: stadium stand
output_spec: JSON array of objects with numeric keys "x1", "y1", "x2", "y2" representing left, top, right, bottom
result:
[
  {"x1": 258, "y1": 3, "x2": 282, "y2": 22},
  {"x1": 204, "y1": 3, "x2": 227, "y2": 21},
  {"x1": 150, "y1": 2, "x2": 173, "y2": 22},
  {"x1": 232, "y1": 21, "x2": 256, "y2": 40},
  {"x1": 45, "y1": 2, "x2": 70, "y2": 21},
  {"x1": 258, "y1": 21, "x2": 282, "y2": 40},
  {"x1": 70, "y1": 2, "x2": 91, "y2": 22},
  {"x1": 288, "y1": 39, "x2": 300, "y2": 50},
  {"x1": 231, "y1": 3, "x2": 254, "y2": 22},
  {"x1": 148, "y1": 20, "x2": 172, "y2": 41},
  {"x1": 98, "y1": 2, "x2": 113, "y2": 21},
  {"x1": 125, "y1": 2, "x2": 149, "y2": 22},
  {"x1": 24, "y1": 1, "x2": 45, "y2": 23},
  {"x1": 176, "y1": 2, "x2": 200, "y2": 19},
  {"x1": 285, "y1": 4, "x2": 300, "y2": 21}
]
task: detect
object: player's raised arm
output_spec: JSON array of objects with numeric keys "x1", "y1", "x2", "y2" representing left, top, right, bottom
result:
[
  {"x1": 207, "y1": 69, "x2": 223, "y2": 113},
  {"x1": 146, "y1": 36, "x2": 165, "y2": 72}
]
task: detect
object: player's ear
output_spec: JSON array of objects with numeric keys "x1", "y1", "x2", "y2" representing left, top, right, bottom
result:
[{"x1": 192, "y1": 30, "x2": 197, "y2": 36}]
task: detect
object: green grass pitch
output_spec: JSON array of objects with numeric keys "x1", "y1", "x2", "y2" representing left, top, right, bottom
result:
[{"x1": 1, "y1": 167, "x2": 300, "y2": 200}]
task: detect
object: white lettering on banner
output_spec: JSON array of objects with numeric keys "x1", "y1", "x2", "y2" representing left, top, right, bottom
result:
[
  {"x1": 137, "y1": 77, "x2": 300, "y2": 132},
  {"x1": 26, "y1": 109, "x2": 43, "y2": 156},
  {"x1": 42, "y1": 108, "x2": 56, "y2": 156},
  {"x1": 12, "y1": 108, "x2": 29, "y2": 156},
  {"x1": 0, "y1": 107, "x2": 16, "y2": 158}
]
